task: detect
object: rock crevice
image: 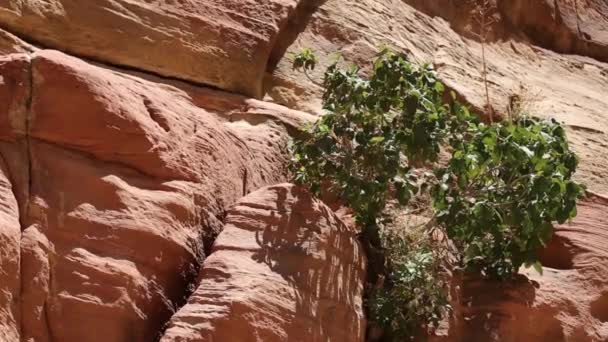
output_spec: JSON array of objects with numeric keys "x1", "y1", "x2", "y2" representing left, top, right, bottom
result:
[{"x1": 160, "y1": 184, "x2": 366, "y2": 342}]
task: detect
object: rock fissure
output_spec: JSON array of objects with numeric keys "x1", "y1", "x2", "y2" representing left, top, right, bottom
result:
[
  {"x1": 266, "y1": 0, "x2": 327, "y2": 73},
  {"x1": 24, "y1": 52, "x2": 32, "y2": 226},
  {"x1": 159, "y1": 184, "x2": 366, "y2": 342},
  {"x1": 16, "y1": 50, "x2": 34, "y2": 342}
]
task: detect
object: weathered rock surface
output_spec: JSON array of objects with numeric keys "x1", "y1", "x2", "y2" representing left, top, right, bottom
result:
[
  {"x1": 405, "y1": 0, "x2": 608, "y2": 63},
  {"x1": 0, "y1": 28, "x2": 34, "y2": 55},
  {"x1": 0, "y1": 48, "x2": 311, "y2": 341},
  {"x1": 0, "y1": 157, "x2": 20, "y2": 342},
  {"x1": 161, "y1": 184, "x2": 366, "y2": 342},
  {"x1": 0, "y1": 0, "x2": 305, "y2": 97},
  {"x1": 500, "y1": 0, "x2": 608, "y2": 63}
]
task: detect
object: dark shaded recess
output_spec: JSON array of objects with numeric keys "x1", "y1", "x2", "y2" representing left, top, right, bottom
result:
[
  {"x1": 538, "y1": 234, "x2": 577, "y2": 270},
  {"x1": 267, "y1": 0, "x2": 328, "y2": 73},
  {"x1": 590, "y1": 293, "x2": 608, "y2": 323}
]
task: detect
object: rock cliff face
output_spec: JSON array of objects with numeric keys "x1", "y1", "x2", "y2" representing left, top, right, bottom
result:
[{"x1": 0, "y1": 0, "x2": 606, "y2": 341}]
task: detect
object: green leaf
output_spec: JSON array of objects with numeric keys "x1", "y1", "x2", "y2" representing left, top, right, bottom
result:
[
  {"x1": 370, "y1": 136, "x2": 385, "y2": 144},
  {"x1": 532, "y1": 261, "x2": 543, "y2": 275},
  {"x1": 434, "y1": 81, "x2": 445, "y2": 93}
]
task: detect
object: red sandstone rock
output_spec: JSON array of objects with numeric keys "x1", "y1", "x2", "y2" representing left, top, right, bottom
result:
[
  {"x1": 161, "y1": 184, "x2": 366, "y2": 342},
  {"x1": 404, "y1": 0, "x2": 608, "y2": 63},
  {"x1": 0, "y1": 0, "x2": 303, "y2": 97},
  {"x1": 500, "y1": 0, "x2": 608, "y2": 63},
  {"x1": 0, "y1": 49, "x2": 310, "y2": 341},
  {"x1": 0, "y1": 157, "x2": 20, "y2": 342},
  {"x1": 0, "y1": 28, "x2": 33, "y2": 54}
]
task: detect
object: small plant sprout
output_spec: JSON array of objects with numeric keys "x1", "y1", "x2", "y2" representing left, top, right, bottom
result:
[{"x1": 290, "y1": 48, "x2": 321, "y2": 86}]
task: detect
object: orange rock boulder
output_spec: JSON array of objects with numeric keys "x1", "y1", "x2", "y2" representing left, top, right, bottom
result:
[{"x1": 161, "y1": 184, "x2": 367, "y2": 342}]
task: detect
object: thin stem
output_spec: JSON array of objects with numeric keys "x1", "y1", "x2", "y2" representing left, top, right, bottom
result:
[
  {"x1": 479, "y1": 0, "x2": 494, "y2": 123},
  {"x1": 481, "y1": 41, "x2": 493, "y2": 123},
  {"x1": 303, "y1": 69, "x2": 323, "y2": 88}
]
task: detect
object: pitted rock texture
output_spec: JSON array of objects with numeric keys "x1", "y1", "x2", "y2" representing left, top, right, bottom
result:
[
  {"x1": 161, "y1": 184, "x2": 366, "y2": 342},
  {"x1": 0, "y1": 0, "x2": 304, "y2": 97},
  {"x1": 0, "y1": 49, "x2": 310, "y2": 342}
]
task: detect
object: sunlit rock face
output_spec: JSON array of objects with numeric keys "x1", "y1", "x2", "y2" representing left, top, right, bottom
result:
[
  {"x1": 0, "y1": 0, "x2": 306, "y2": 97},
  {"x1": 0, "y1": 0, "x2": 606, "y2": 341}
]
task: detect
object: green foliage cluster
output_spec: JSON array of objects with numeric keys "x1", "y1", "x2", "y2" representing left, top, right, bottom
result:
[
  {"x1": 291, "y1": 50, "x2": 449, "y2": 229},
  {"x1": 434, "y1": 117, "x2": 584, "y2": 278},
  {"x1": 290, "y1": 47, "x2": 317, "y2": 72},
  {"x1": 370, "y1": 230, "x2": 448, "y2": 340},
  {"x1": 289, "y1": 48, "x2": 585, "y2": 339}
]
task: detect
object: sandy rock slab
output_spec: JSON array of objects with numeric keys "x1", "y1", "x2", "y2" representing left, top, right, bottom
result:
[
  {"x1": 161, "y1": 184, "x2": 366, "y2": 342},
  {"x1": 0, "y1": 0, "x2": 304, "y2": 97},
  {"x1": 0, "y1": 48, "x2": 308, "y2": 342}
]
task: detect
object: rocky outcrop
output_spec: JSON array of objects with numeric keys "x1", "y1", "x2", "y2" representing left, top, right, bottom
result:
[
  {"x1": 405, "y1": 0, "x2": 608, "y2": 64},
  {"x1": 0, "y1": 0, "x2": 305, "y2": 97},
  {"x1": 0, "y1": 48, "x2": 311, "y2": 341},
  {"x1": 499, "y1": 0, "x2": 608, "y2": 63},
  {"x1": 161, "y1": 184, "x2": 366, "y2": 342}
]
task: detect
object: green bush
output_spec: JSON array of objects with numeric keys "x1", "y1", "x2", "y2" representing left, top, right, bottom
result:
[
  {"x1": 370, "y1": 228, "x2": 448, "y2": 340},
  {"x1": 289, "y1": 48, "x2": 585, "y2": 338},
  {"x1": 433, "y1": 116, "x2": 583, "y2": 279},
  {"x1": 291, "y1": 49, "x2": 448, "y2": 228}
]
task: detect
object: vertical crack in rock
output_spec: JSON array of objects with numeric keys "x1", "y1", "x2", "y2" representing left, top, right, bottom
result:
[
  {"x1": 19, "y1": 51, "x2": 36, "y2": 342},
  {"x1": 266, "y1": 0, "x2": 327, "y2": 74},
  {"x1": 15, "y1": 52, "x2": 35, "y2": 342},
  {"x1": 574, "y1": 0, "x2": 581, "y2": 36},
  {"x1": 24, "y1": 54, "x2": 33, "y2": 227}
]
